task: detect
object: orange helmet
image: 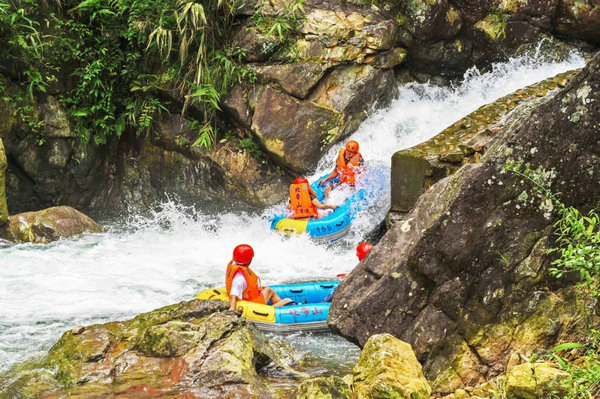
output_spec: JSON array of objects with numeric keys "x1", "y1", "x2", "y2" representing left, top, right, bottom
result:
[
  {"x1": 345, "y1": 140, "x2": 359, "y2": 152},
  {"x1": 233, "y1": 244, "x2": 254, "y2": 265},
  {"x1": 356, "y1": 242, "x2": 373, "y2": 261},
  {"x1": 294, "y1": 177, "x2": 309, "y2": 185}
]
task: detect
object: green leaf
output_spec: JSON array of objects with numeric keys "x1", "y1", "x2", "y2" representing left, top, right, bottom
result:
[{"x1": 551, "y1": 342, "x2": 585, "y2": 352}]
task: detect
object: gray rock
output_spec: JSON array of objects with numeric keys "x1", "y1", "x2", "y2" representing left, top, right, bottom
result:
[{"x1": 329, "y1": 53, "x2": 600, "y2": 392}]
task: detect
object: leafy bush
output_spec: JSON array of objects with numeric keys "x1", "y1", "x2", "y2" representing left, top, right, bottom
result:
[{"x1": 0, "y1": 0, "x2": 252, "y2": 148}]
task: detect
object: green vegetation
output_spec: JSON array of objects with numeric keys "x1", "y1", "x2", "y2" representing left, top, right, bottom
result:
[
  {"x1": 544, "y1": 335, "x2": 600, "y2": 398},
  {"x1": 239, "y1": 137, "x2": 262, "y2": 158},
  {"x1": 253, "y1": 0, "x2": 304, "y2": 59},
  {"x1": 0, "y1": 0, "x2": 259, "y2": 148},
  {"x1": 504, "y1": 160, "x2": 600, "y2": 295}
]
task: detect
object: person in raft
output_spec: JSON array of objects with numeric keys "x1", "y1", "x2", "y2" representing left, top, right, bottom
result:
[
  {"x1": 322, "y1": 242, "x2": 373, "y2": 303},
  {"x1": 226, "y1": 244, "x2": 293, "y2": 310},
  {"x1": 287, "y1": 177, "x2": 337, "y2": 219},
  {"x1": 318, "y1": 140, "x2": 364, "y2": 197}
]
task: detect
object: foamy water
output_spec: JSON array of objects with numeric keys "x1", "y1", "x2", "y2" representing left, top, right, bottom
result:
[{"x1": 0, "y1": 47, "x2": 586, "y2": 372}]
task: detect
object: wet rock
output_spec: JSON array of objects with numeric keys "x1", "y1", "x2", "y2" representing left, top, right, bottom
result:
[
  {"x1": 352, "y1": 333, "x2": 431, "y2": 399},
  {"x1": 505, "y1": 363, "x2": 572, "y2": 399},
  {"x1": 329, "y1": 53, "x2": 600, "y2": 392},
  {"x1": 251, "y1": 86, "x2": 341, "y2": 173},
  {"x1": 309, "y1": 64, "x2": 397, "y2": 139},
  {"x1": 251, "y1": 62, "x2": 330, "y2": 99},
  {"x1": 293, "y1": 376, "x2": 351, "y2": 399},
  {"x1": 0, "y1": 206, "x2": 103, "y2": 243}
]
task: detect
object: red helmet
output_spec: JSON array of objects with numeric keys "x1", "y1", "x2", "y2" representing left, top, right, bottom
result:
[
  {"x1": 356, "y1": 242, "x2": 373, "y2": 261},
  {"x1": 294, "y1": 177, "x2": 309, "y2": 185},
  {"x1": 233, "y1": 244, "x2": 254, "y2": 265},
  {"x1": 345, "y1": 140, "x2": 359, "y2": 152}
]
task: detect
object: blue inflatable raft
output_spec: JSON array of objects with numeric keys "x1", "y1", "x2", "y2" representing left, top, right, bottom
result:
[
  {"x1": 269, "y1": 175, "x2": 368, "y2": 244},
  {"x1": 196, "y1": 281, "x2": 339, "y2": 332}
]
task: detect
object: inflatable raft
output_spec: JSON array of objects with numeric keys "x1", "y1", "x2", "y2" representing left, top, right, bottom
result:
[
  {"x1": 196, "y1": 281, "x2": 339, "y2": 332},
  {"x1": 270, "y1": 175, "x2": 367, "y2": 244}
]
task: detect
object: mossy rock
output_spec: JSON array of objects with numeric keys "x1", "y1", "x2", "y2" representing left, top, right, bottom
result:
[
  {"x1": 0, "y1": 206, "x2": 103, "y2": 244},
  {"x1": 352, "y1": 333, "x2": 432, "y2": 399},
  {"x1": 505, "y1": 362, "x2": 572, "y2": 399},
  {"x1": 293, "y1": 376, "x2": 351, "y2": 399}
]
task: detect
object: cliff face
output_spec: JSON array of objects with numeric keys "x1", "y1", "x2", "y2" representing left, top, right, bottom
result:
[
  {"x1": 0, "y1": 138, "x2": 7, "y2": 225},
  {"x1": 1, "y1": 0, "x2": 598, "y2": 214},
  {"x1": 328, "y1": 51, "x2": 600, "y2": 391}
]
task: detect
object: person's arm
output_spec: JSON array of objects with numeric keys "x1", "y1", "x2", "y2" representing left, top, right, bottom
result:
[
  {"x1": 229, "y1": 295, "x2": 238, "y2": 310},
  {"x1": 318, "y1": 168, "x2": 338, "y2": 186},
  {"x1": 228, "y1": 271, "x2": 246, "y2": 310},
  {"x1": 312, "y1": 198, "x2": 337, "y2": 210}
]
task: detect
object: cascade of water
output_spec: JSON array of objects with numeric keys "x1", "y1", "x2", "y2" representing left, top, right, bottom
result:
[{"x1": 0, "y1": 50, "x2": 586, "y2": 371}]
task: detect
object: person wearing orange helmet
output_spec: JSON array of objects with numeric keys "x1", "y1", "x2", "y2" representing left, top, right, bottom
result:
[
  {"x1": 287, "y1": 177, "x2": 337, "y2": 219},
  {"x1": 226, "y1": 244, "x2": 293, "y2": 310},
  {"x1": 318, "y1": 140, "x2": 364, "y2": 196}
]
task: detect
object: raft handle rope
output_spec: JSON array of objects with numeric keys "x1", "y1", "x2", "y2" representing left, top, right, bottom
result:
[
  {"x1": 290, "y1": 289, "x2": 304, "y2": 293},
  {"x1": 320, "y1": 284, "x2": 334, "y2": 288},
  {"x1": 252, "y1": 310, "x2": 269, "y2": 317}
]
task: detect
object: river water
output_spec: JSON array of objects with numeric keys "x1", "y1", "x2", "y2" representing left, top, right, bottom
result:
[{"x1": 0, "y1": 47, "x2": 585, "y2": 375}]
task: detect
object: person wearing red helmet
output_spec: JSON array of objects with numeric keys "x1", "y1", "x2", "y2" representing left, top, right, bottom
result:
[
  {"x1": 318, "y1": 140, "x2": 364, "y2": 196},
  {"x1": 356, "y1": 242, "x2": 373, "y2": 261},
  {"x1": 226, "y1": 244, "x2": 293, "y2": 310},
  {"x1": 322, "y1": 242, "x2": 374, "y2": 303},
  {"x1": 287, "y1": 177, "x2": 337, "y2": 219}
]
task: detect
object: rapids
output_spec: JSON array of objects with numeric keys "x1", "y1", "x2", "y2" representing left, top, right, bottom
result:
[{"x1": 0, "y1": 47, "x2": 586, "y2": 373}]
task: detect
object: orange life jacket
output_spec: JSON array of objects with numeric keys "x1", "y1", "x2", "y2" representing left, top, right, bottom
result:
[
  {"x1": 225, "y1": 261, "x2": 266, "y2": 304},
  {"x1": 336, "y1": 149, "x2": 363, "y2": 184},
  {"x1": 289, "y1": 182, "x2": 318, "y2": 219}
]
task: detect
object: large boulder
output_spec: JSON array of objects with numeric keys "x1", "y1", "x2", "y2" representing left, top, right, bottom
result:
[
  {"x1": 328, "y1": 52, "x2": 600, "y2": 392},
  {"x1": 293, "y1": 333, "x2": 431, "y2": 399},
  {"x1": 0, "y1": 138, "x2": 7, "y2": 225},
  {"x1": 251, "y1": 87, "x2": 342, "y2": 172},
  {"x1": 233, "y1": 64, "x2": 398, "y2": 174},
  {"x1": 0, "y1": 300, "x2": 310, "y2": 398},
  {"x1": 352, "y1": 333, "x2": 431, "y2": 399},
  {"x1": 0, "y1": 206, "x2": 103, "y2": 243}
]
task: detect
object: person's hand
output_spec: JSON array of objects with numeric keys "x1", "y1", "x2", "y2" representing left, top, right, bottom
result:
[
  {"x1": 331, "y1": 205, "x2": 338, "y2": 210},
  {"x1": 318, "y1": 180, "x2": 325, "y2": 187}
]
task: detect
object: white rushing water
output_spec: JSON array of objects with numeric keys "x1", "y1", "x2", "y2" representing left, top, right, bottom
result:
[{"x1": 0, "y1": 49, "x2": 585, "y2": 372}]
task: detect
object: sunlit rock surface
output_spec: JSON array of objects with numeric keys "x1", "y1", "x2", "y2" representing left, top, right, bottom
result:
[
  {"x1": 0, "y1": 300, "x2": 313, "y2": 398},
  {"x1": 0, "y1": 206, "x2": 102, "y2": 244},
  {"x1": 505, "y1": 362, "x2": 572, "y2": 399},
  {"x1": 293, "y1": 333, "x2": 431, "y2": 399},
  {"x1": 329, "y1": 52, "x2": 600, "y2": 391}
]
